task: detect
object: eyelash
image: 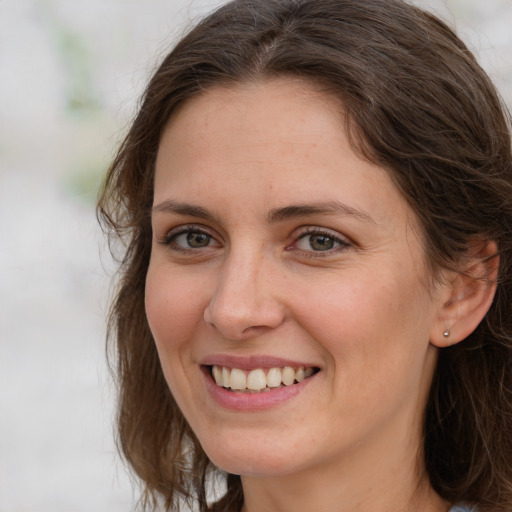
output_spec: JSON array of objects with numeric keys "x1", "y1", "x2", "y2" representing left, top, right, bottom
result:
[
  {"x1": 159, "y1": 225, "x2": 218, "y2": 252},
  {"x1": 288, "y1": 227, "x2": 351, "y2": 257},
  {"x1": 159, "y1": 225, "x2": 351, "y2": 256}
]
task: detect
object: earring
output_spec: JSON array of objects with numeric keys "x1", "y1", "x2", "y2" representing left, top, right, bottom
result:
[{"x1": 443, "y1": 328, "x2": 451, "y2": 338}]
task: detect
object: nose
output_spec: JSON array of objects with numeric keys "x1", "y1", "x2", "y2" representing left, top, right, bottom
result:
[{"x1": 203, "y1": 248, "x2": 286, "y2": 340}]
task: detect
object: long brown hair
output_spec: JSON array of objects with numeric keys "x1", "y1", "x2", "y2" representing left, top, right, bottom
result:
[{"x1": 97, "y1": 0, "x2": 512, "y2": 510}]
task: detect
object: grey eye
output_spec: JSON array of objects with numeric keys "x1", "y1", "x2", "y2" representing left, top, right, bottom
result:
[
  {"x1": 168, "y1": 230, "x2": 216, "y2": 249},
  {"x1": 186, "y1": 232, "x2": 211, "y2": 248},
  {"x1": 296, "y1": 233, "x2": 341, "y2": 251},
  {"x1": 307, "y1": 234, "x2": 337, "y2": 251}
]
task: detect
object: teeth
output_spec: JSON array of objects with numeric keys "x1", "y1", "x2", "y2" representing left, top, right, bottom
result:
[
  {"x1": 230, "y1": 368, "x2": 247, "y2": 390},
  {"x1": 247, "y1": 369, "x2": 266, "y2": 390},
  {"x1": 266, "y1": 367, "x2": 282, "y2": 388},
  {"x1": 281, "y1": 366, "x2": 295, "y2": 386},
  {"x1": 222, "y1": 367, "x2": 231, "y2": 388},
  {"x1": 212, "y1": 365, "x2": 222, "y2": 386},
  {"x1": 211, "y1": 365, "x2": 316, "y2": 392}
]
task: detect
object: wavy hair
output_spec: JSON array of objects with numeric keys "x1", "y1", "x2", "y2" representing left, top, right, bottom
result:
[{"x1": 97, "y1": 0, "x2": 512, "y2": 510}]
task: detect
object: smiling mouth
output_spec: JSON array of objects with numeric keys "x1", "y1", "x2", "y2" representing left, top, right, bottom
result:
[{"x1": 208, "y1": 365, "x2": 319, "y2": 393}]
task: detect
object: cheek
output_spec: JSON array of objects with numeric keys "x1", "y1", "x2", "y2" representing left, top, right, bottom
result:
[
  {"x1": 145, "y1": 264, "x2": 206, "y2": 344},
  {"x1": 292, "y1": 267, "x2": 433, "y2": 377},
  {"x1": 144, "y1": 266, "x2": 206, "y2": 411},
  {"x1": 144, "y1": 268, "x2": 208, "y2": 409},
  {"x1": 299, "y1": 279, "x2": 435, "y2": 439},
  {"x1": 293, "y1": 270, "x2": 398, "y2": 334}
]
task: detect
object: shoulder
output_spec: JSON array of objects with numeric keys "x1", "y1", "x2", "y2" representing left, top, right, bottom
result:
[{"x1": 449, "y1": 505, "x2": 477, "y2": 512}]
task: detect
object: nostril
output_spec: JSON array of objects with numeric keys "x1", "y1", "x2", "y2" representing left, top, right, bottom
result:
[{"x1": 202, "y1": 276, "x2": 287, "y2": 339}]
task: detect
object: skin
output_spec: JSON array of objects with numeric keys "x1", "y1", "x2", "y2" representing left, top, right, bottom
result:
[{"x1": 145, "y1": 78, "x2": 454, "y2": 512}]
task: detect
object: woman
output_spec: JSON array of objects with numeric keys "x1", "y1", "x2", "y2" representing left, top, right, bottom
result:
[{"x1": 97, "y1": 0, "x2": 512, "y2": 511}]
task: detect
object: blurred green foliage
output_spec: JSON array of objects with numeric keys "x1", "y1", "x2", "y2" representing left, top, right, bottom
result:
[{"x1": 39, "y1": 0, "x2": 103, "y2": 114}]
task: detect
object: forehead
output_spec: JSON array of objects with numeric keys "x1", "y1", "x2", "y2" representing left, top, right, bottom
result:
[
  {"x1": 156, "y1": 78, "x2": 360, "y2": 185},
  {"x1": 161, "y1": 78, "x2": 344, "y2": 156},
  {"x1": 154, "y1": 78, "x2": 409, "y2": 220}
]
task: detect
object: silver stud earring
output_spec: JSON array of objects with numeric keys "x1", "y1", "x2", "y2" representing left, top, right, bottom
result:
[{"x1": 443, "y1": 328, "x2": 451, "y2": 338}]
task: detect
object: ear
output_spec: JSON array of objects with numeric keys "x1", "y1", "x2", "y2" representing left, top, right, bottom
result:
[{"x1": 430, "y1": 240, "x2": 499, "y2": 348}]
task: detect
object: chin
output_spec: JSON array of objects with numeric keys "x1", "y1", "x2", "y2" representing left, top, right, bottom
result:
[
  {"x1": 199, "y1": 431, "x2": 304, "y2": 477},
  {"x1": 209, "y1": 453, "x2": 297, "y2": 477}
]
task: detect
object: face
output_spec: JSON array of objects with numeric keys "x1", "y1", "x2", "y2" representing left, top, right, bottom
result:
[{"x1": 146, "y1": 78, "x2": 445, "y2": 478}]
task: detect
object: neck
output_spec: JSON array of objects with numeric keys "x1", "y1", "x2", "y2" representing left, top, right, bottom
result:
[
  {"x1": 241, "y1": 472, "x2": 448, "y2": 512},
  {"x1": 241, "y1": 464, "x2": 448, "y2": 512},
  {"x1": 240, "y1": 417, "x2": 450, "y2": 512}
]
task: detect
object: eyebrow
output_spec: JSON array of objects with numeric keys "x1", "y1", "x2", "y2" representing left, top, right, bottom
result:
[
  {"x1": 151, "y1": 199, "x2": 375, "y2": 224},
  {"x1": 151, "y1": 199, "x2": 219, "y2": 223},
  {"x1": 267, "y1": 201, "x2": 376, "y2": 224}
]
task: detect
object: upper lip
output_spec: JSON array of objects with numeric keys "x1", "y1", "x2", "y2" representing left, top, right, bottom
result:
[{"x1": 199, "y1": 354, "x2": 320, "y2": 370}]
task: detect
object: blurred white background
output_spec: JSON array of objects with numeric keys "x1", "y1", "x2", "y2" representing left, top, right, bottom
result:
[{"x1": 0, "y1": 1, "x2": 511, "y2": 511}]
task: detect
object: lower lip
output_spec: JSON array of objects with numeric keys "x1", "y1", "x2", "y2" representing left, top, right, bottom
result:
[{"x1": 202, "y1": 367, "x2": 316, "y2": 411}]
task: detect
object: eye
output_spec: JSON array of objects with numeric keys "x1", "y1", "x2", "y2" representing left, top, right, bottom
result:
[
  {"x1": 161, "y1": 226, "x2": 220, "y2": 251},
  {"x1": 179, "y1": 231, "x2": 212, "y2": 248},
  {"x1": 292, "y1": 228, "x2": 350, "y2": 254},
  {"x1": 297, "y1": 233, "x2": 338, "y2": 251}
]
